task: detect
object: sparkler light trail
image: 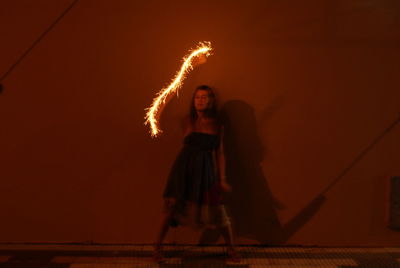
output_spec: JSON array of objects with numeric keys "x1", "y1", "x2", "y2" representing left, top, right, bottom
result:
[{"x1": 144, "y1": 41, "x2": 213, "y2": 137}]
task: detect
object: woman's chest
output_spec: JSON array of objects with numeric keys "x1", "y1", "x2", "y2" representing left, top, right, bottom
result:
[{"x1": 192, "y1": 119, "x2": 219, "y2": 133}]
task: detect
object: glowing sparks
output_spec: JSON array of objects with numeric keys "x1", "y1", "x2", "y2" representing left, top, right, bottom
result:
[{"x1": 144, "y1": 41, "x2": 213, "y2": 137}]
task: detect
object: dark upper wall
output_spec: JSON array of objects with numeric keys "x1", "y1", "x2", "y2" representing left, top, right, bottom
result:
[{"x1": 0, "y1": 0, "x2": 399, "y2": 245}]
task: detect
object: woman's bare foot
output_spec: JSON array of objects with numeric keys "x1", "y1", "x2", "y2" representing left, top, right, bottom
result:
[{"x1": 226, "y1": 246, "x2": 241, "y2": 263}]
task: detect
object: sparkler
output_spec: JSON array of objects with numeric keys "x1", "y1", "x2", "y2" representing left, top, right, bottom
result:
[{"x1": 144, "y1": 41, "x2": 213, "y2": 137}]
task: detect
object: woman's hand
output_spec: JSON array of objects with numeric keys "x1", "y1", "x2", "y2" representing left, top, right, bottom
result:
[
  {"x1": 220, "y1": 180, "x2": 232, "y2": 193},
  {"x1": 191, "y1": 54, "x2": 207, "y2": 68}
]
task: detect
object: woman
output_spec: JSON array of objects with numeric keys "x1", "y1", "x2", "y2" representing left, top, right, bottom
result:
[{"x1": 153, "y1": 85, "x2": 240, "y2": 263}]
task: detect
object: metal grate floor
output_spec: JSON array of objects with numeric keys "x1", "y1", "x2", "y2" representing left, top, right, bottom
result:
[{"x1": 0, "y1": 244, "x2": 399, "y2": 267}]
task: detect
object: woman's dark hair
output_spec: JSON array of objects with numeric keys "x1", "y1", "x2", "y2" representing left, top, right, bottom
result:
[{"x1": 189, "y1": 85, "x2": 219, "y2": 126}]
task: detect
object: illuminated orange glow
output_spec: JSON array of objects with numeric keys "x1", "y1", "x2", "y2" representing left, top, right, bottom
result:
[{"x1": 144, "y1": 41, "x2": 213, "y2": 137}]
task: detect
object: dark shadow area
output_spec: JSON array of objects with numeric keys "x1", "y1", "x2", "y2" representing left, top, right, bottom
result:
[
  {"x1": 199, "y1": 99, "x2": 326, "y2": 245},
  {"x1": 389, "y1": 176, "x2": 400, "y2": 231}
]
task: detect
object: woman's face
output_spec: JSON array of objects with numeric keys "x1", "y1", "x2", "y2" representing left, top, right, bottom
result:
[{"x1": 194, "y1": 90, "x2": 210, "y2": 111}]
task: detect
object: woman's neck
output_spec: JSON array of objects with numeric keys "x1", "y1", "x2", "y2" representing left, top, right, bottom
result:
[{"x1": 196, "y1": 110, "x2": 206, "y2": 118}]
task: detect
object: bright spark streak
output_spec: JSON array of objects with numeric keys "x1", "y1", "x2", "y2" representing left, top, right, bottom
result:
[{"x1": 144, "y1": 41, "x2": 213, "y2": 137}]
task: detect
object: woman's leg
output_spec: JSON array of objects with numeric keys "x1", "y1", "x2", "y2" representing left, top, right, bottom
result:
[
  {"x1": 218, "y1": 206, "x2": 241, "y2": 262},
  {"x1": 220, "y1": 223, "x2": 241, "y2": 262},
  {"x1": 220, "y1": 223, "x2": 234, "y2": 248},
  {"x1": 153, "y1": 198, "x2": 176, "y2": 261},
  {"x1": 154, "y1": 212, "x2": 172, "y2": 249}
]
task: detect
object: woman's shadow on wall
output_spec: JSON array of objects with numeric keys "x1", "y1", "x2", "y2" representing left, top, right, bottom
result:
[{"x1": 199, "y1": 99, "x2": 326, "y2": 245}]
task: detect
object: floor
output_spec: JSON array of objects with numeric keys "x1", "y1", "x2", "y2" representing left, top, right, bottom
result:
[{"x1": 0, "y1": 244, "x2": 399, "y2": 267}]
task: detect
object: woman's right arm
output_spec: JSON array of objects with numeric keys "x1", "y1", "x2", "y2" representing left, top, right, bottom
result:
[{"x1": 181, "y1": 116, "x2": 192, "y2": 138}]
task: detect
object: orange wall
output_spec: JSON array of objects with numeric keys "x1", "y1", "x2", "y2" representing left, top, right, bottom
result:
[{"x1": 0, "y1": 0, "x2": 399, "y2": 246}]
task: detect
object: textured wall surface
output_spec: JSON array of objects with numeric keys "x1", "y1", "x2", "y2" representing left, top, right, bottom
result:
[{"x1": 0, "y1": 0, "x2": 399, "y2": 246}]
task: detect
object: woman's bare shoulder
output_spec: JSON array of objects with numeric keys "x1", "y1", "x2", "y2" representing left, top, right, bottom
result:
[{"x1": 181, "y1": 116, "x2": 192, "y2": 136}]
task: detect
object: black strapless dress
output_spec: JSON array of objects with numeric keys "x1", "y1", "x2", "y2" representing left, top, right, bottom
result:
[{"x1": 163, "y1": 132, "x2": 230, "y2": 229}]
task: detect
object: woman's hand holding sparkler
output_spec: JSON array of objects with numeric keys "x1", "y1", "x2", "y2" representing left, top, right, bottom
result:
[
  {"x1": 144, "y1": 42, "x2": 212, "y2": 137},
  {"x1": 191, "y1": 54, "x2": 207, "y2": 68}
]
